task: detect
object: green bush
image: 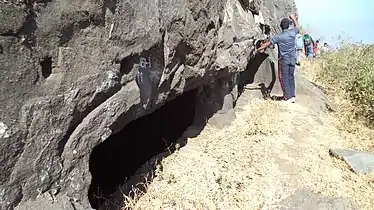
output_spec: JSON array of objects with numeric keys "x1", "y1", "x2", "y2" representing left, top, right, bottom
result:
[{"x1": 318, "y1": 44, "x2": 374, "y2": 125}]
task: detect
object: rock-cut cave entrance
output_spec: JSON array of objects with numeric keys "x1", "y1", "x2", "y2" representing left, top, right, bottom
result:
[{"x1": 88, "y1": 89, "x2": 198, "y2": 209}]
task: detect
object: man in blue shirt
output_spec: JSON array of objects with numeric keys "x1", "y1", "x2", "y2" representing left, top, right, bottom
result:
[{"x1": 255, "y1": 15, "x2": 299, "y2": 103}]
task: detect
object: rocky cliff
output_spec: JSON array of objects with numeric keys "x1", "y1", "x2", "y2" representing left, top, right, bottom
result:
[{"x1": 0, "y1": 0, "x2": 297, "y2": 209}]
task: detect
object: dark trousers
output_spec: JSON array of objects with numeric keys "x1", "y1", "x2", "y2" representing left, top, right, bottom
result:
[
  {"x1": 278, "y1": 57, "x2": 296, "y2": 100},
  {"x1": 305, "y1": 44, "x2": 313, "y2": 58}
]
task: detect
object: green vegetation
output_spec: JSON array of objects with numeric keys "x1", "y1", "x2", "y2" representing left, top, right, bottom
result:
[{"x1": 317, "y1": 44, "x2": 374, "y2": 126}]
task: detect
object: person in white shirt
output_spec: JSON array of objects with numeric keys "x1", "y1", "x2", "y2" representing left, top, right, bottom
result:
[
  {"x1": 321, "y1": 42, "x2": 329, "y2": 53},
  {"x1": 295, "y1": 33, "x2": 304, "y2": 65}
]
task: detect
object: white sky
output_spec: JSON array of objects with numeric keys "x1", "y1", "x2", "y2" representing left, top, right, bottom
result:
[{"x1": 294, "y1": 0, "x2": 374, "y2": 45}]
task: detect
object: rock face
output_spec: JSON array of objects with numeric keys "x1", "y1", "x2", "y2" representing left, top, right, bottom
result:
[{"x1": 0, "y1": 0, "x2": 297, "y2": 209}]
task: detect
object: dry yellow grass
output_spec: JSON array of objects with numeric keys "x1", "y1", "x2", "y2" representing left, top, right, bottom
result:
[
  {"x1": 122, "y1": 100, "x2": 289, "y2": 209},
  {"x1": 300, "y1": 60, "x2": 374, "y2": 152},
  {"x1": 120, "y1": 63, "x2": 374, "y2": 210}
]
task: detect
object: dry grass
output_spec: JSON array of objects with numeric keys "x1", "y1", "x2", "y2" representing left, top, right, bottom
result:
[
  {"x1": 120, "y1": 61, "x2": 374, "y2": 210},
  {"x1": 122, "y1": 100, "x2": 292, "y2": 209},
  {"x1": 300, "y1": 59, "x2": 374, "y2": 152},
  {"x1": 318, "y1": 44, "x2": 374, "y2": 124}
]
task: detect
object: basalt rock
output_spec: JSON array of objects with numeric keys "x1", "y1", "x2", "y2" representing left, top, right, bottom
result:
[{"x1": 0, "y1": 0, "x2": 297, "y2": 209}]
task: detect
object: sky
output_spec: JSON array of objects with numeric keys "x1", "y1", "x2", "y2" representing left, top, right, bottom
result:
[{"x1": 294, "y1": 0, "x2": 374, "y2": 46}]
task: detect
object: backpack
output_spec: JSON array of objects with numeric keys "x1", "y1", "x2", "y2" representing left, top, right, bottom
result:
[
  {"x1": 295, "y1": 35, "x2": 303, "y2": 50},
  {"x1": 304, "y1": 35, "x2": 312, "y2": 46}
]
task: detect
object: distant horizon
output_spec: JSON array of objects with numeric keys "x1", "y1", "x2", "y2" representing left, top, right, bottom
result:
[{"x1": 294, "y1": 0, "x2": 374, "y2": 46}]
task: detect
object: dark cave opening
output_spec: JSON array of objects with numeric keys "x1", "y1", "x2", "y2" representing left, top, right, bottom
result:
[
  {"x1": 88, "y1": 89, "x2": 198, "y2": 209},
  {"x1": 40, "y1": 56, "x2": 52, "y2": 79},
  {"x1": 238, "y1": 51, "x2": 277, "y2": 99},
  {"x1": 238, "y1": 53, "x2": 268, "y2": 94},
  {"x1": 260, "y1": 24, "x2": 271, "y2": 35}
]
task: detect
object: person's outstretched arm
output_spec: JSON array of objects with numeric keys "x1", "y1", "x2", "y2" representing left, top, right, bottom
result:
[
  {"x1": 255, "y1": 33, "x2": 281, "y2": 53},
  {"x1": 289, "y1": 14, "x2": 299, "y2": 29},
  {"x1": 255, "y1": 41, "x2": 271, "y2": 53}
]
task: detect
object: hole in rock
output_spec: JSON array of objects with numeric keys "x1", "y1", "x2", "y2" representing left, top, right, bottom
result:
[
  {"x1": 260, "y1": 24, "x2": 271, "y2": 35},
  {"x1": 218, "y1": 17, "x2": 223, "y2": 27},
  {"x1": 40, "y1": 56, "x2": 52, "y2": 79},
  {"x1": 58, "y1": 22, "x2": 74, "y2": 45},
  {"x1": 205, "y1": 21, "x2": 215, "y2": 34},
  {"x1": 238, "y1": 0, "x2": 250, "y2": 11},
  {"x1": 88, "y1": 88, "x2": 198, "y2": 209},
  {"x1": 104, "y1": 0, "x2": 118, "y2": 14},
  {"x1": 119, "y1": 55, "x2": 136, "y2": 75},
  {"x1": 238, "y1": 52, "x2": 276, "y2": 99}
]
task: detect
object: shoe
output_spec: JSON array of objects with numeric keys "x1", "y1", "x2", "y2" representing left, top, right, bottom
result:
[
  {"x1": 282, "y1": 97, "x2": 295, "y2": 104},
  {"x1": 282, "y1": 98, "x2": 293, "y2": 104}
]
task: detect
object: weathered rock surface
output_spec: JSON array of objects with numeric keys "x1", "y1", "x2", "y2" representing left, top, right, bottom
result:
[
  {"x1": 0, "y1": 0, "x2": 297, "y2": 209},
  {"x1": 330, "y1": 149, "x2": 374, "y2": 174},
  {"x1": 279, "y1": 188, "x2": 356, "y2": 210}
]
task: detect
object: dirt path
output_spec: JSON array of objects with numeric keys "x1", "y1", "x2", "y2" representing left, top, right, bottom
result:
[{"x1": 129, "y1": 72, "x2": 374, "y2": 210}]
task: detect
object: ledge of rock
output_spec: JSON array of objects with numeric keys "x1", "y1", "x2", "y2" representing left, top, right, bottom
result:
[
  {"x1": 0, "y1": 0, "x2": 297, "y2": 209},
  {"x1": 330, "y1": 149, "x2": 374, "y2": 175}
]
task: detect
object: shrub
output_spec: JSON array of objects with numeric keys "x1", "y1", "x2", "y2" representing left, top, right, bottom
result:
[{"x1": 317, "y1": 43, "x2": 374, "y2": 126}]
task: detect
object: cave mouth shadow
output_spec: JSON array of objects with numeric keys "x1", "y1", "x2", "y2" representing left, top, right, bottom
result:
[
  {"x1": 238, "y1": 51, "x2": 277, "y2": 99},
  {"x1": 87, "y1": 88, "x2": 217, "y2": 209}
]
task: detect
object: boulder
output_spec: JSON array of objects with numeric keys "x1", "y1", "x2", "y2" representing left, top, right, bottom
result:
[{"x1": 330, "y1": 149, "x2": 374, "y2": 175}]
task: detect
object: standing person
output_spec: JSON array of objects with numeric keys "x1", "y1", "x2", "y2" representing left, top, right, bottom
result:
[
  {"x1": 255, "y1": 14, "x2": 299, "y2": 103},
  {"x1": 321, "y1": 42, "x2": 329, "y2": 53},
  {"x1": 313, "y1": 40, "x2": 320, "y2": 58},
  {"x1": 303, "y1": 33, "x2": 314, "y2": 59},
  {"x1": 295, "y1": 33, "x2": 304, "y2": 65}
]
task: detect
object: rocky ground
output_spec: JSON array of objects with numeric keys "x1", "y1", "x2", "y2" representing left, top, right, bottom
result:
[{"x1": 121, "y1": 65, "x2": 374, "y2": 210}]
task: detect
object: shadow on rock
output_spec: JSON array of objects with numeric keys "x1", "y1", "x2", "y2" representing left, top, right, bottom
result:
[{"x1": 238, "y1": 52, "x2": 277, "y2": 99}]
